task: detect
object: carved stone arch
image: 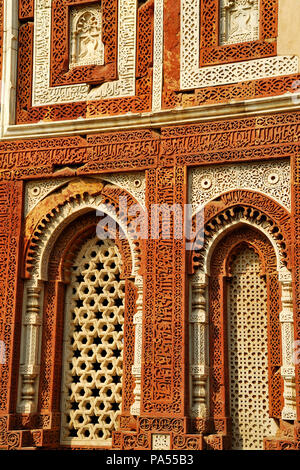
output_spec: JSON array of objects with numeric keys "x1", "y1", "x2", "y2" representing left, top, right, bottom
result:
[
  {"x1": 224, "y1": 240, "x2": 268, "y2": 277},
  {"x1": 43, "y1": 217, "x2": 135, "y2": 446},
  {"x1": 188, "y1": 190, "x2": 297, "y2": 445},
  {"x1": 203, "y1": 218, "x2": 284, "y2": 274},
  {"x1": 59, "y1": 221, "x2": 133, "y2": 284},
  {"x1": 17, "y1": 179, "x2": 145, "y2": 433}
]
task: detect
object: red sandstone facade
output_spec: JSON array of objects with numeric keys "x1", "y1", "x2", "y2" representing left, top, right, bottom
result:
[{"x1": 0, "y1": 0, "x2": 299, "y2": 450}]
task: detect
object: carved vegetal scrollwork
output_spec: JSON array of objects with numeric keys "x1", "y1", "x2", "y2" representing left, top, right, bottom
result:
[
  {"x1": 60, "y1": 236, "x2": 124, "y2": 446},
  {"x1": 190, "y1": 160, "x2": 291, "y2": 215}
]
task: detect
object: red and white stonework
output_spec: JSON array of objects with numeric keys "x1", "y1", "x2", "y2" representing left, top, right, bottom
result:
[{"x1": 0, "y1": 0, "x2": 299, "y2": 450}]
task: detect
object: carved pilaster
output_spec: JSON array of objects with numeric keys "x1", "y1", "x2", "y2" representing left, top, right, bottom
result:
[
  {"x1": 279, "y1": 269, "x2": 297, "y2": 420},
  {"x1": 130, "y1": 275, "x2": 143, "y2": 416},
  {"x1": 17, "y1": 286, "x2": 42, "y2": 414},
  {"x1": 190, "y1": 273, "x2": 209, "y2": 418}
]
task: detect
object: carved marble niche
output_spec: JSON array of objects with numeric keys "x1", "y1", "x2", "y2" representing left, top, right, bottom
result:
[
  {"x1": 69, "y1": 4, "x2": 104, "y2": 68},
  {"x1": 219, "y1": 0, "x2": 260, "y2": 46}
]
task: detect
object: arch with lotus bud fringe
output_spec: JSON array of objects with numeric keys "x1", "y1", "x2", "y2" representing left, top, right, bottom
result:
[{"x1": 188, "y1": 190, "x2": 297, "y2": 443}]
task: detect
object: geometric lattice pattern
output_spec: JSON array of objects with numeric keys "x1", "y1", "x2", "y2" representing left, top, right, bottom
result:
[
  {"x1": 60, "y1": 237, "x2": 125, "y2": 446},
  {"x1": 180, "y1": 0, "x2": 298, "y2": 90},
  {"x1": 227, "y1": 246, "x2": 274, "y2": 450}
]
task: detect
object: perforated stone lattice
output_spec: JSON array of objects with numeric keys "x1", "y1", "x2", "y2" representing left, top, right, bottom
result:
[
  {"x1": 228, "y1": 246, "x2": 274, "y2": 450},
  {"x1": 61, "y1": 237, "x2": 125, "y2": 446}
]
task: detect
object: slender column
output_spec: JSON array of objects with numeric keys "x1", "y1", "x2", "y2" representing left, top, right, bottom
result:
[
  {"x1": 190, "y1": 272, "x2": 209, "y2": 418},
  {"x1": 279, "y1": 268, "x2": 297, "y2": 420},
  {"x1": 17, "y1": 286, "x2": 42, "y2": 413},
  {"x1": 130, "y1": 275, "x2": 143, "y2": 416}
]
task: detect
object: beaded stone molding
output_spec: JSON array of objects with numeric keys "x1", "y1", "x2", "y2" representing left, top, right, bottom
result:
[
  {"x1": 189, "y1": 159, "x2": 291, "y2": 214},
  {"x1": 180, "y1": 0, "x2": 298, "y2": 89}
]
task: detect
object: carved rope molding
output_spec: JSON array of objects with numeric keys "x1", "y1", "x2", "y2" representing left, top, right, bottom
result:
[
  {"x1": 180, "y1": 0, "x2": 298, "y2": 90},
  {"x1": 190, "y1": 212, "x2": 297, "y2": 421},
  {"x1": 17, "y1": 191, "x2": 143, "y2": 415}
]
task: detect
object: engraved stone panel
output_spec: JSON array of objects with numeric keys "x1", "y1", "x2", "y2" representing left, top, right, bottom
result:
[
  {"x1": 24, "y1": 172, "x2": 146, "y2": 217},
  {"x1": 24, "y1": 178, "x2": 71, "y2": 216},
  {"x1": 152, "y1": 433, "x2": 171, "y2": 450},
  {"x1": 180, "y1": 0, "x2": 298, "y2": 90},
  {"x1": 32, "y1": 0, "x2": 136, "y2": 106},
  {"x1": 69, "y1": 5, "x2": 104, "y2": 68},
  {"x1": 189, "y1": 159, "x2": 291, "y2": 213},
  {"x1": 220, "y1": 0, "x2": 260, "y2": 46}
]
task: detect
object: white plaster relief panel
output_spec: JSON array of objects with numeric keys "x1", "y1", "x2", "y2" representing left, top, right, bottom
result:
[
  {"x1": 69, "y1": 5, "x2": 105, "y2": 68},
  {"x1": 180, "y1": 0, "x2": 298, "y2": 90},
  {"x1": 189, "y1": 159, "x2": 291, "y2": 214},
  {"x1": 24, "y1": 172, "x2": 146, "y2": 217},
  {"x1": 220, "y1": 0, "x2": 260, "y2": 46},
  {"x1": 33, "y1": 0, "x2": 137, "y2": 106}
]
